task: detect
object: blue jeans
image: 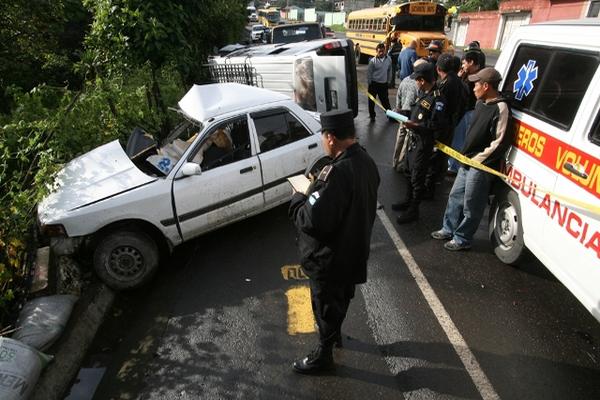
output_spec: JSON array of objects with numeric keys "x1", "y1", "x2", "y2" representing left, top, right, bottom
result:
[
  {"x1": 441, "y1": 166, "x2": 494, "y2": 246},
  {"x1": 448, "y1": 110, "x2": 473, "y2": 172}
]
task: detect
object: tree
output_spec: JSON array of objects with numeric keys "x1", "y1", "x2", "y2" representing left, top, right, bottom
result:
[
  {"x1": 0, "y1": 0, "x2": 90, "y2": 114},
  {"x1": 83, "y1": 0, "x2": 247, "y2": 137},
  {"x1": 445, "y1": 0, "x2": 499, "y2": 12}
]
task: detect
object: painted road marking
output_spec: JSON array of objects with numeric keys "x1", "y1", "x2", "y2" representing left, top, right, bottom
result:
[
  {"x1": 281, "y1": 264, "x2": 309, "y2": 280},
  {"x1": 285, "y1": 285, "x2": 316, "y2": 335},
  {"x1": 376, "y1": 208, "x2": 500, "y2": 400}
]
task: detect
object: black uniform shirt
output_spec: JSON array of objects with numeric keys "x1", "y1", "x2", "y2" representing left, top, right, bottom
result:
[
  {"x1": 409, "y1": 85, "x2": 449, "y2": 142},
  {"x1": 289, "y1": 143, "x2": 380, "y2": 284}
]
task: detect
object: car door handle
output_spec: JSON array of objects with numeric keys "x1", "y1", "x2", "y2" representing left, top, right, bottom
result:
[
  {"x1": 308, "y1": 143, "x2": 317, "y2": 150},
  {"x1": 240, "y1": 166, "x2": 255, "y2": 174},
  {"x1": 563, "y1": 162, "x2": 588, "y2": 179}
]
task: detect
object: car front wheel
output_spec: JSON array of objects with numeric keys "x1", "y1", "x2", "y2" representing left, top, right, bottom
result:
[
  {"x1": 489, "y1": 188, "x2": 525, "y2": 265},
  {"x1": 93, "y1": 230, "x2": 160, "y2": 290}
]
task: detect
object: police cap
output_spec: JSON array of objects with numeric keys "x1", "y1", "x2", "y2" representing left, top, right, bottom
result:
[
  {"x1": 427, "y1": 40, "x2": 443, "y2": 52},
  {"x1": 320, "y1": 109, "x2": 355, "y2": 138},
  {"x1": 410, "y1": 62, "x2": 435, "y2": 82}
]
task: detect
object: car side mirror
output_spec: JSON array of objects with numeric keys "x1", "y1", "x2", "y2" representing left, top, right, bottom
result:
[{"x1": 181, "y1": 162, "x2": 202, "y2": 177}]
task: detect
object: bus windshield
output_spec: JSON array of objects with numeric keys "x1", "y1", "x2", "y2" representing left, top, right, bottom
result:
[{"x1": 391, "y1": 15, "x2": 444, "y2": 32}]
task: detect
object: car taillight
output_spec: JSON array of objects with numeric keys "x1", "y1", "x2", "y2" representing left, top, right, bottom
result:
[{"x1": 322, "y1": 41, "x2": 341, "y2": 51}]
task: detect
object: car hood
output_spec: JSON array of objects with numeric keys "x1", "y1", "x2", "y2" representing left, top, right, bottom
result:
[{"x1": 38, "y1": 140, "x2": 156, "y2": 222}]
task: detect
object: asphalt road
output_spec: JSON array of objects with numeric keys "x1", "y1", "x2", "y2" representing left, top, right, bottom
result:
[{"x1": 80, "y1": 65, "x2": 600, "y2": 400}]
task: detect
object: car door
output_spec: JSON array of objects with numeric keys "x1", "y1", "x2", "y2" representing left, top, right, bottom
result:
[
  {"x1": 250, "y1": 106, "x2": 322, "y2": 206},
  {"x1": 172, "y1": 114, "x2": 263, "y2": 241}
]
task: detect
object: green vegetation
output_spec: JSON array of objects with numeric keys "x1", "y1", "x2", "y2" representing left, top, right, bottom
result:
[
  {"x1": 0, "y1": 0, "x2": 247, "y2": 330},
  {"x1": 446, "y1": 0, "x2": 500, "y2": 13},
  {"x1": 330, "y1": 24, "x2": 346, "y2": 33}
]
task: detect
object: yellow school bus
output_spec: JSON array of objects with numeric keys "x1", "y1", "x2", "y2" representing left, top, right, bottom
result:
[
  {"x1": 346, "y1": 1, "x2": 452, "y2": 63},
  {"x1": 257, "y1": 8, "x2": 281, "y2": 28}
]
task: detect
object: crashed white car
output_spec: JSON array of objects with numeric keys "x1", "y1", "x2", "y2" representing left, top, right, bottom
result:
[{"x1": 38, "y1": 83, "x2": 325, "y2": 289}]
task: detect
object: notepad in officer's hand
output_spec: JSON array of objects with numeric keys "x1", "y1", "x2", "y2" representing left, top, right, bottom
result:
[{"x1": 287, "y1": 174, "x2": 311, "y2": 195}]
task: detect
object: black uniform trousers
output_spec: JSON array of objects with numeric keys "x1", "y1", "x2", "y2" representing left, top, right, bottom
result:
[
  {"x1": 404, "y1": 132, "x2": 434, "y2": 204},
  {"x1": 368, "y1": 81, "x2": 391, "y2": 118},
  {"x1": 309, "y1": 279, "x2": 356, "y2": 348}
]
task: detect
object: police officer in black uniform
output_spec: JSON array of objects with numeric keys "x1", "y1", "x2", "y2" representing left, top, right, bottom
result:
[
  {"x1": 289, "y1": 109, "x2": 380, "y2": 375},
  {"x1": 392, "y1": 62, "x2": 448, "y2": 223}
]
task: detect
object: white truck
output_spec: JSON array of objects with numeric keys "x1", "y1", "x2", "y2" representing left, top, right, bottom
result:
[{"x1": 207, "y1": 38, "x2": 358, "y2": 118}]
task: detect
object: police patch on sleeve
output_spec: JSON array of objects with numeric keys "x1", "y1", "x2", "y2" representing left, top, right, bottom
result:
[
  {"x1": 308, "y1": 191, "x2": 320, "y2": 206},
  {"x1": 435, "y1": 101, "x2": 445, "y2": 111}
]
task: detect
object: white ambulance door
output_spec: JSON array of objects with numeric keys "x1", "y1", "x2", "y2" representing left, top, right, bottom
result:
[
  {"x1": 172, "y1": 115, "x2": 264, "y2": 241},
  {"x1": 549, "y1": 73, "x2": 600, "y2": 321}
]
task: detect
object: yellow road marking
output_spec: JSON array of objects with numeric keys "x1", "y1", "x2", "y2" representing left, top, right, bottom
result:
[
  {"x1": 280, "y1": 264, "x2": 308, "y2": 280},
  {"x1": 285, "y1": 285, "x2": 316, "y2": 335}
]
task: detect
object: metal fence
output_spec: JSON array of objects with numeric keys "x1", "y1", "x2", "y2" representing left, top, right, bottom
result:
[{"x1": 203, "y1": 63, "x2": 263, "y2": 88}]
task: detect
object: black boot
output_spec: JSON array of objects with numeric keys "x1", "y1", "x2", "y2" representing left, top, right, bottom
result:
[
  {"x1": 396, "y1": 203, "x2": 419, "y2": 224},
  {"x1": 391, "y1": 199, "x2": 411, "y2": 211},
  {"x1": 334, "y1": 332, "x2": 343, "y2": 348},
  {"x1": 293, "y1": 345, "x2": 334, "y2": 375}
]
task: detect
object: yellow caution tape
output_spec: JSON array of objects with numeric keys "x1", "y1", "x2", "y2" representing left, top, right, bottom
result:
[
  {"x1": 358, "y1": 82, "x2": 386, "y2": 112},
  {"x1": 357, "y1": 84, "x2": 600, "y2": 215}
]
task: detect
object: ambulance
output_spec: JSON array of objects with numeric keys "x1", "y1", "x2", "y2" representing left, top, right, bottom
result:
[{"x1": 490, "y1": 19, "x2": 600, "y2": 322}]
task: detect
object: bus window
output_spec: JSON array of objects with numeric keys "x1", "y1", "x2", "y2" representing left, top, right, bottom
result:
[{"x1": 347, "y1": 1, "x2": 451, "y2": 60}]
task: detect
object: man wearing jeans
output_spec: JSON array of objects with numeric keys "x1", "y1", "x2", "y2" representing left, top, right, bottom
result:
[{"x1": 431, "y1": 68, "x2": 512, "y2": 251}]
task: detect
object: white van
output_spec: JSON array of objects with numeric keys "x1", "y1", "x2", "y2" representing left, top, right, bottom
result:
[
  {"x1": 490, "y1": 19, "x2": 600, "y2": 322},
  {"x1": 207, "y1": 38, "x2": 358, "y2": 117}
]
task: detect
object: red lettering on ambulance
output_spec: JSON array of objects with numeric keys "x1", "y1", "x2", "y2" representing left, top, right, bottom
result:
[
  {"x1": 584, "y1": 231, "x2": 600, "y2": 259},
  {"x1": 566, "y1": 213, "x2": 583, "y2": 239},
  {"x1": 539, "y1": 193, "x2": 551, "y2": 215},
  {"x1": 551, "y1": 201, "x2": 567, "y2": 227}
]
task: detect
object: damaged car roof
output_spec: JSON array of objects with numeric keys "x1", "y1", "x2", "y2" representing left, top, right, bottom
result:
[{"x1": 178, "y1": 83, "x2": 290, "y2": 122}]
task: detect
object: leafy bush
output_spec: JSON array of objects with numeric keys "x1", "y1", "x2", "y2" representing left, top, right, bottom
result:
[{"x1": 0, "y1": 67, "x2": 183, "y2": 330}]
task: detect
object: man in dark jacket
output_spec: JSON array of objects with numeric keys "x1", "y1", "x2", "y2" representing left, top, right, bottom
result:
[
  {"x1": 289, "y1": 109, "x2": 380, "y2": 374},
  {"x1": 392, "y1": 62, "x2": 448, "y2": 224},
  {"x1": 431, "y1": 68, "x2": 512, "y2": 251},
  {"x1": 424, "y1": 53, "x2": 468, "y2": 198}
]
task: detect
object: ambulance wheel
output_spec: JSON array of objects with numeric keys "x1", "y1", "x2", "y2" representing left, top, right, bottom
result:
[
  {"x1": 489, "y1": 188, "x2": 525, "y2": 265},
  {"x1": 93, "y1": 230, "x2": 159, "y2": 290}
]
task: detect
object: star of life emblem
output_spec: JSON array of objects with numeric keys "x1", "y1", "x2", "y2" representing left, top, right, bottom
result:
[{"x1": 513, "y1": 60, "x2": 538, "y2": 101}]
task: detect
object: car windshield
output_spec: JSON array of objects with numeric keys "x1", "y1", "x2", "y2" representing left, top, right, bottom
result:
[{"x1": 135, "y1": 112, "x2": 203, "y2": 177}]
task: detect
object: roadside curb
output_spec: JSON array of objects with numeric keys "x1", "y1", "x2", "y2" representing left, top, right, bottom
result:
[{"x1": 30, "y1": 282, "x2": 115, "y2": 400}]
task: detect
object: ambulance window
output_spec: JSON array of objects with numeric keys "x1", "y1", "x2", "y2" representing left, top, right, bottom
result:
[
  {"x1": 504, "y1": 45, "x2": 600, "y2": 130},
  {"x1": 590, "y1": 113, "x2": 600, "y2": 147}
]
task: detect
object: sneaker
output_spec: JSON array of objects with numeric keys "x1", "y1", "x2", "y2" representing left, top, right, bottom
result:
[
  {"x1": 443, "y1": 239, "x2": 471, "y2": 251},
  {"x1": 431, "y1": 230, "x2": 452, "y2": 240}
]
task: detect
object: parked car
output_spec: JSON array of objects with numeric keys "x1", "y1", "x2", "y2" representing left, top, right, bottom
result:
[
  {"x1": 38, "y1": 83, "x2": 325, "y2": 290},
  {"x1": 251, "y1": 24, "x2": 268, "y2": 42},
  {"x1": 324, "y1": 26, "x2": 336, "y2": 38}
]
